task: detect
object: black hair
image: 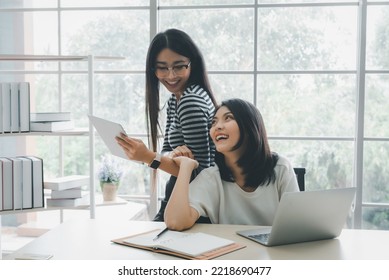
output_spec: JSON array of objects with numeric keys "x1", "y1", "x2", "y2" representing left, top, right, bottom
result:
[
  {"x1": 145, "y1": 28, "x2": 217, "y2": 151},
  {"x1": 215, "y1": 98, "x2": 279, "y2": 188}
]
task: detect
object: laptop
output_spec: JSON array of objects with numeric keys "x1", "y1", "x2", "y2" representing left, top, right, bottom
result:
[
  {"x1": 237, "y1": 187, "x2": 356, "y2": 246},
  {"x1": 88, "y1": 115, "x2": 128, "y2": 159}
]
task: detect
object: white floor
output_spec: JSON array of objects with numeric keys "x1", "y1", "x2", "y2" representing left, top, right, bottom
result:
[{"x1": 1, "y1": 200, "x2": 149, "y2": 258}]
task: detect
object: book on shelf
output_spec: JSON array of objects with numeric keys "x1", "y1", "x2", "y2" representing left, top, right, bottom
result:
[
  {"x1": 0, "y1": 84, "x2": 3, "y2": 133},
  {"x1": 30, "y1": 112, "x2": 71, "y2": 122},
  {"x1": 1, "y1": 83, "x2": 11, "y2": 133},
  {"x1": 9, "y1": 157, "x2": 23, "y2": 210},
  {"x1": 0, "y1": 157, "x2": 13, "y2": 211},
  {"x1": 19, "y1": 82, "x2": 31, "y2": 132},
  {"x1": 0, "y1": 156, "x2": 44, "y2": 211},
  {"x1": 18, "y1": 157, "x2": 33, "y2": 209},
  {"x1": 50, "y1": 187, "x2": 84, "y2": 199},
  {"x1": 30, "y1": 120, "x2": 74, "y2": 132},
  {"x1": 0, "y1": 82, "x2": 31, "y2": 133},
  {"x1": 0, "y1": 160, "x2": 2, "y2": 210},
  {"x1": 10, "y1": 82, "x2": 20, "y2": 132},
  {"x1": 112, "y1": 229, "x2": 245, "y2": 260},
  {"x1": 44, "y1": 175, "x2": 89, "y2": 191},
  {"x1": 25, "y1": 156, "x2": 44, "y2": 208},
  {"x1": 46, "y1": 192, "x2": 89, "y2": 207},
  {"x1": 0, "y1": 159, "x2": 2, "y2": 210}
]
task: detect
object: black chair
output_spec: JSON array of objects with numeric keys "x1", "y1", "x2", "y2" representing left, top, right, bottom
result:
[{"x1": 293, "y1": 167, "x2": 306, "y2": 192}]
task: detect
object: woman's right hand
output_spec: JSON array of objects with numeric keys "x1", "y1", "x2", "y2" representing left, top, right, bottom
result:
[{"x1": 116, "y1": 133, "x2": 155, "y2": 164}]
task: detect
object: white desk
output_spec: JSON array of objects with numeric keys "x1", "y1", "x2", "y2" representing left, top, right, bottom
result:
[
  {"x1": 0, "y1": 200, "x2": 147, "y2": 259},
  {"x1": 4, "y1": 218, "x2": 389, "y2": 260}
]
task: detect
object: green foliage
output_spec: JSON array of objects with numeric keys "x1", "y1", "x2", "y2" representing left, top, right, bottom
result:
[
  {"x1": 372, "y1": 8, "x2": 389, "y2": 69},
  {"x1": 363, "y1": 208, "x2": 389, "y2": 230},
  {"x1": 32, "y1": 5, "x2": 389, "y2": 229}
]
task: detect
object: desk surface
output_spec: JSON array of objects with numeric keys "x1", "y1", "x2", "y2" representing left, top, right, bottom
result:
[{"x1": 4, "y1": 218, "x2": 389, "y2": 260}]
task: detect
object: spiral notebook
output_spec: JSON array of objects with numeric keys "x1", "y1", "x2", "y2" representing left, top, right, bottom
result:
[{"x1": 112, "y1": 229, "x2": 245, "y2": 260}]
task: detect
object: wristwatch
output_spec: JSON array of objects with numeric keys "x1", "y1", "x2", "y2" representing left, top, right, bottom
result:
[{"x1": 148, "y1": 153, "x2": 162, "y2": 169}]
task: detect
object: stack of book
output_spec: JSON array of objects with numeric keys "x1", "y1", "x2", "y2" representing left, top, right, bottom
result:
[
  {"x1": 0, "y1": 82, "x2": 30, "y2": 133},
  {"x1": 30, "y1": 112, "x2": 74, "y2": 132},
  {"x1": 44, "y1": 175, "x2": 90, "y2": 207},
  {"x1": 0, "y1": 156, "x2": 44, "y2": 211}
]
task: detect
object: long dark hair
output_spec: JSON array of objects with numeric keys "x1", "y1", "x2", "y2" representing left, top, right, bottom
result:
[
  {"x1": 215, "y1": 99, "x2": 279, "y2": 188},
  {"x1": 145, "y1": 28, "x2": 217, "y2": 151}
]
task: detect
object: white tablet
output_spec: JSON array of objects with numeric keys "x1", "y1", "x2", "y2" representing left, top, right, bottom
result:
[{"x1": 88, "y1": 115, "x2": 128, "y2": 159}]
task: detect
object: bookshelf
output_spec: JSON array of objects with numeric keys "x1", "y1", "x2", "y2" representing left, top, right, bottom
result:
[{"x1": 0, "y1": 54, "x2": 124, "y2": 259}]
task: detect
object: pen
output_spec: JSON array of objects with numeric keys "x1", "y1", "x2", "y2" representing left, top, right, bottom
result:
[{"x1": 153, "y1": 227, "x2": 168, "y2": 241}]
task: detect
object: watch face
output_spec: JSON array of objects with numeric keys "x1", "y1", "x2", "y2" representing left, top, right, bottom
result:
[
  {"x1": 149, "y1": 153, "x2": 162, "y2": 169},
  {"x1": 150, "y1": 159, "x2": 161, "y2": 169}
]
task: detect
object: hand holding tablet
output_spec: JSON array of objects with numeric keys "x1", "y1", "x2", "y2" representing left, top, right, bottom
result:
[
  {"x1": 88, "y1": 115, "x2": 153, "y2": 165},
  {"x1": 88, "y1": 115, "x2": 129, "y2": 159}
]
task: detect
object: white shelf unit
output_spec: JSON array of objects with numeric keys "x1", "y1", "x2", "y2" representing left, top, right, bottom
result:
[{"x1": 0, "y1": 54, "x2": 124, "y2": 259}]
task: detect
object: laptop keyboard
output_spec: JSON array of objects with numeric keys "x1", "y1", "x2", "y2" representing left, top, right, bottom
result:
[{"x1": 248, "y1": 233, "x2": 270, "y2": 244}]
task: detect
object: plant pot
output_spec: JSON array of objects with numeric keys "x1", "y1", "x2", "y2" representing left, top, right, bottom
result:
[{"x1": 100, "y1": 182, "x2": 118, "y2": 201}]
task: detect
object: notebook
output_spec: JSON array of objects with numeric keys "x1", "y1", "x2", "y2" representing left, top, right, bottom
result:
[
  {"x1": 237, "y1": 187, "x2": 356, "y2": 246},
  {"x1": 88, "y1": 115, "x2": 128, "y2": 159},
  {"x1": 112, "y1": 228, "x2": 245, "y2": 260}
]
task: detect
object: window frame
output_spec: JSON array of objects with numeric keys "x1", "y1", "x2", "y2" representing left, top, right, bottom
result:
[{"x1": 1, "y1": 0, "x2": 389, "y2": 229}]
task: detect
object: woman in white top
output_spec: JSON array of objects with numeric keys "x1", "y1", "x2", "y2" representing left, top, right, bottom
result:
[{"x1": 165, "y1": 98, "x2": 299, "y2": 231}]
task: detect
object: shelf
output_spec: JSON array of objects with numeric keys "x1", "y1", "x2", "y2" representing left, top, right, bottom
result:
[
  {"x1": 0, "y1": 54, "x2": 124, "y2": 61},
  {"x1": 0, "y1": 196, "x2": 128, "y2": 216},
  {"x1": 0, "y1": 207, "x2": 49, "y2": 216},
  {"x1": 0, "y1": 128, "x2": 89, "y2": 137},
  {"x1": 0, "y1": 54, "x2": 123, "y2": 259},
  {"x1": 0, "y1": 55, "x2": 100, "y2": 220},
  {"x1": 47, "y1": 196, "x2": 128, "y2": 210}
]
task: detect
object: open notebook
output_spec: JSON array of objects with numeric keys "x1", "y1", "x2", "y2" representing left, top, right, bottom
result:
[{"x1": 112, "y1": 228, "x2": 245, "y2": 260}]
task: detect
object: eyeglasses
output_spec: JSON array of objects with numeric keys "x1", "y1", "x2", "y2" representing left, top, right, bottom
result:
[{"x1": 154, "y1": 61, "x2": 191, "y2": 77}]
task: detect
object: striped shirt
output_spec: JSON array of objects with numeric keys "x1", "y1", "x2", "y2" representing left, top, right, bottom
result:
[{"x1": 162, "y1": 84, "x2": 215, "y2": 170}]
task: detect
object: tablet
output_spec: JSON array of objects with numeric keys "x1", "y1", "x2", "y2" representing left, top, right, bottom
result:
[{"x1": 88, "y1": 115, "x2": 128, "y2": 159}]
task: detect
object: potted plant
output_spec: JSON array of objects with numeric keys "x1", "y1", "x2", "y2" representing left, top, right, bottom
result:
[{"x1": 97, "y1": 154, "x2": 123, "y2": 201}]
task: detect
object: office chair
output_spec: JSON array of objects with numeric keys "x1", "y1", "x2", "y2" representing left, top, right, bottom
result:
[{"x1": 293, "y1": 167, "x2": 306, "y2": 192}]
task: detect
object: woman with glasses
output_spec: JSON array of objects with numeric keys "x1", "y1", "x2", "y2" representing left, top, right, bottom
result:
[
  {"x1": 117, "y1": 29, "x2": 217, "y2": 222},
  {"x1": 164, "y1": 98, "x2": 299, "y2": 230}
]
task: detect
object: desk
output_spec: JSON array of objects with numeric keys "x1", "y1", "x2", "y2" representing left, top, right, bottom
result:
[{"x1": 4, "y1": 218, "x2": 389, "y2": 260}]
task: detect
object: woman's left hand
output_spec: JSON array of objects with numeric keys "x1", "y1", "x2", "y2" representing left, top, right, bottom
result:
[
  {"x1": 172, "y1": 156, "x2": 199, "y2": 170},
  {"x1": 169, "y1": 145, "x2": 194, "y2": 159}
]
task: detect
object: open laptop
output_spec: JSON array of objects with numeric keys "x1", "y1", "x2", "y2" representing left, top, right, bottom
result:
[
  {"x1": 88, "y1": 115, "x2": 128, "y2": 159},
  {"x1": 237, "y1": 187, "x2": 356, "y2": 246}
]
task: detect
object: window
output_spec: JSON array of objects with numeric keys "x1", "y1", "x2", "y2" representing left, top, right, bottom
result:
[{"x1": 1, "y1": 0, "x2": 388, "y2": 230}]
